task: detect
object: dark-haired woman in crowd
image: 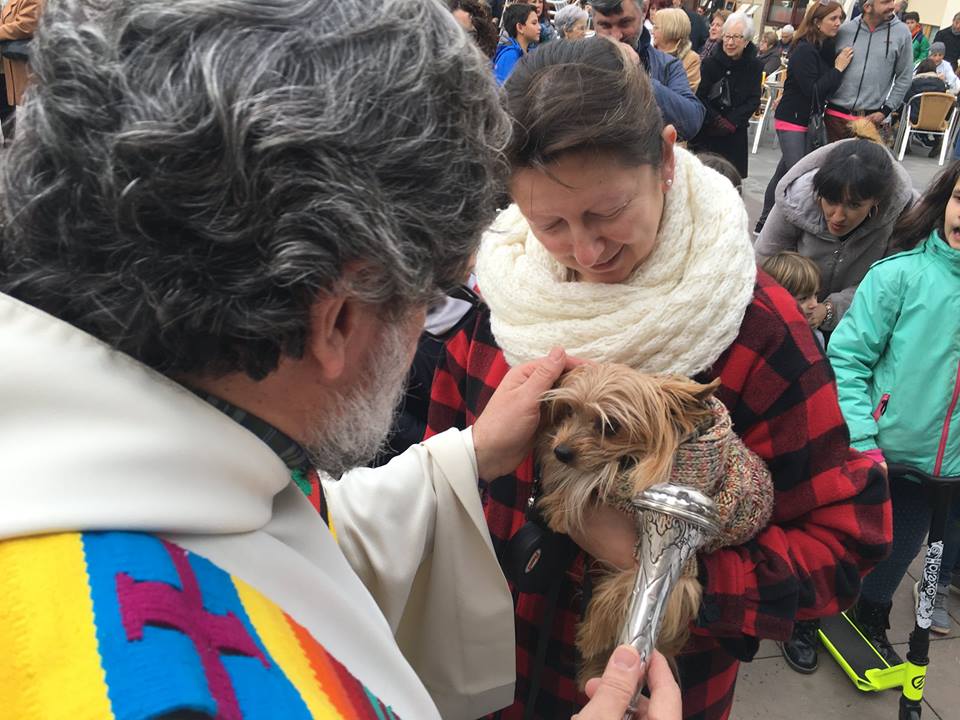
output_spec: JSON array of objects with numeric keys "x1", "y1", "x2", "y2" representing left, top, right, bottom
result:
[
  {"x1": 532, "y1": 0, "x2": 556, "y2": 43},
  {"x1": 756, "y1": 0, "x2": 852, "y2": 233},
  {"x1": 422, "y1": 37, "x2": 890, "y2": 720},
  {"x1": 449, "y1": 0, "x2": 500, "y2": 58},
  {"x1": 691, "y1": 11, "x2": 763, "y2": 178},
  {"x1": 755, "y1": 120, "x2": 915, "y2": 345}
]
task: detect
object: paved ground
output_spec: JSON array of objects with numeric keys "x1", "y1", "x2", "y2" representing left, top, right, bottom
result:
[{"x1": 729, "y1": 133, "x2": 956, "y2": 720}]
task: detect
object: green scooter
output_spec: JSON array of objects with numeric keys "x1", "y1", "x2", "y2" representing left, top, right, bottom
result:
[{"x1": 818, "y1": 464, "x2": 960, "y2": 720}]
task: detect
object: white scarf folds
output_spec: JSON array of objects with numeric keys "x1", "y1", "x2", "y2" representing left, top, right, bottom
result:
[{"x1": 476, "y1": 147, "x2": 757, "y2": 376}]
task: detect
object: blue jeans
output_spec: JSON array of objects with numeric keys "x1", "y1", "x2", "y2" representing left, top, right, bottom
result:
[{"x1": 954, "y1": 126, "x2": 960, "y2": 160}]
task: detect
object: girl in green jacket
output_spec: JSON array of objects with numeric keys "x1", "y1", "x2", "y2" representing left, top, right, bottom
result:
[{"x1": 828, "y1": 161, "x2": 960, "y2": 653}]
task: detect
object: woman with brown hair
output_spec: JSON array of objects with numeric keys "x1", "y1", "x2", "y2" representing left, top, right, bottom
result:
[
  {"x1": 755, "y1": 0, "x2": 853, "y2": 233},
  {"x1": 653, "y1": 7, "x2": 701, "y2": 90},
  {"x1": 421, "y1": 36, "x2": 890, "y2": 720},
  {"x1": 449, "y1": 0, "x2": 500, "y2": 58},
  {"x1": 698, "y1": 8, "x2": 728, "y2": 59}
]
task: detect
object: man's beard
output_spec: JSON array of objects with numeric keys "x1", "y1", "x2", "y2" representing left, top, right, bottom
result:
[{"x1": 304, "y1": 317, "x2": 415, "y2": 478}]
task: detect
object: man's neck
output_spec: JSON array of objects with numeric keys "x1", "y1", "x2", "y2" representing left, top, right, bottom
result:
[
  {"x1": 516, "y1": 34, "x2": 529, "y2": 52},
  {"x1": 864, "y1": 13, "x2": 885, "y2": 31}
]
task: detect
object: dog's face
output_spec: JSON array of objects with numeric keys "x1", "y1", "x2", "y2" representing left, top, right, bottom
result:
[{"x1": 535, "y1": 364, "x2": 719, "y2": 534}]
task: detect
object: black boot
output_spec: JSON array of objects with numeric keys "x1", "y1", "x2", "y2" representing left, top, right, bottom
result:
[
  {"x1": 780, "y1": 619, "x2": 820, "y2": 673},
  {"x1": 849, "y1": 597, "x2": 902, "y2": 666}
]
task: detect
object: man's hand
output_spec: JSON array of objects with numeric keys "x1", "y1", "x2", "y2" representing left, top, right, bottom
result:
[
  {"x1": 574, "y1": 648, "x2": 681, "y2": 720},
  {"x1": 472, "y1": 348, "x2": 585, "y2": 481}
]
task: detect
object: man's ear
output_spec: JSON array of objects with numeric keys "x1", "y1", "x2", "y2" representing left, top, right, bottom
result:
[{"x1": 307, "y1": 293, "x2": 353, "y2": 382}]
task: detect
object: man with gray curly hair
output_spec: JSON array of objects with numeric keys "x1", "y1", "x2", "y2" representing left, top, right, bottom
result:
[{"x1": 0, "y1": 1, "x2": 657, "y2": 718}]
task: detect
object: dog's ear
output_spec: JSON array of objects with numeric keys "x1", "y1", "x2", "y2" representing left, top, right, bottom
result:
[{"x1": 656, "y1": 376, "x2": 719, "y2": 432}]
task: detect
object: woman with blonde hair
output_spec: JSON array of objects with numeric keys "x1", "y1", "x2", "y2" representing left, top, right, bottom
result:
[{"x1": 653, "y1": 7, "x2": 701, "y2": 90}]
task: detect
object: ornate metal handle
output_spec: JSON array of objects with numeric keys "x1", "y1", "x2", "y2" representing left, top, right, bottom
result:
[{"x1": 620, "y1": 484, "x2": 720, "y2": 720}]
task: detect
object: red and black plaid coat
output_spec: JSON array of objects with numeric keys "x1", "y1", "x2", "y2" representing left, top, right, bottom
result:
[{"x1": 424, "y1": 270, "x2": 892, "y2": 720}]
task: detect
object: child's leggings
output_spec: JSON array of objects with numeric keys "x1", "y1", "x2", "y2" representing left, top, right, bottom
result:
[{"x1": 860, "y1": 477, "x2": 960, "y2": 605}]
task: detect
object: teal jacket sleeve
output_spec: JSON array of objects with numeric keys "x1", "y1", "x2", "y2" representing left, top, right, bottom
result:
[{"x1": 826, "y1": 264, "x2": 903, "y2": 452}]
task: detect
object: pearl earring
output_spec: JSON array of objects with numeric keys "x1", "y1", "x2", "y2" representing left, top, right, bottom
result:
[{"x1": 666, "y1": 179, "x2": 673, "y2": 187}]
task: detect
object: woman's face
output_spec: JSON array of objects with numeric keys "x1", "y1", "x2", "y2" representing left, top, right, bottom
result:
[
  {"x1": 568, "y1": 18, "x2": 588, "y2": 39},
  {"x1": 532, "y1": 0, "x2": 544, "y2": 16},
  {"x1": 510, "y1": 142, "x2": 676, "y2": 285},
  {"x1": 709, "y1": 16, "x2": 723, "y2": 40},
  {"x1": 819, "y1": 195, "x2": 875, "y2": 237},
  {"x1": 817, "y1": 9, "x2": 844, "y2": 38},
  {"x1": 945, "y1": 177, "x2": 960, "y2": 250},
  {"x1": 722, "y1": 23, "x2": 748, "y2": 59}
]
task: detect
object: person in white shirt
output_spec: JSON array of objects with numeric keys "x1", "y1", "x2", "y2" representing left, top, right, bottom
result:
[{"x1": 929, "y1": 41, "x2": 960, "y2": 94}]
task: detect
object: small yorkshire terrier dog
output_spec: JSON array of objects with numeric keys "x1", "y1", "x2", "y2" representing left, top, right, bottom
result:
[{"x1": 535, "y1": 363, "x2": 773, "y2": 684}]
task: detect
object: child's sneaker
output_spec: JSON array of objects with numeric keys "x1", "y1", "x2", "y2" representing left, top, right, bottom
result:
[{"x1": 913, "y1": 580, "x2": 952, "y2": 635}]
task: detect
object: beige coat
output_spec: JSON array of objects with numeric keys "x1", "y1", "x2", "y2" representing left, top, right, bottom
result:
[
  {"x1": 681, "y1": 48, "x2": 701, "y2": 91},
  {"x1": 0, "y1": 0, "x2": 42, "y2": 106}
]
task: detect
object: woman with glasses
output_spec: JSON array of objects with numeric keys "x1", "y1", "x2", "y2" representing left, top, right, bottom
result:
[{"x1": 691, "y1": 11, "x2": 763, "y2": 178}]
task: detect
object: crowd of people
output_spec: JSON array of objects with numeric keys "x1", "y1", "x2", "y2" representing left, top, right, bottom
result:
[{"x1": 1, "y1": 2, "x2": 959, "y2": 720}]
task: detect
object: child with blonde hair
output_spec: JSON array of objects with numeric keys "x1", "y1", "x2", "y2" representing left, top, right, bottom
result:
[{"x1": 762, "y1": 251, "x2": 824, "y2": 347}]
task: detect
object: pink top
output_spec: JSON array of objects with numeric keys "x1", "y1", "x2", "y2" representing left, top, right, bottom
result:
[
  {"x1": 825, "y1": 107, "x2": 860, "y2": 121},
  {"x1": 774, "y1": 119, "x2": 808, "y2": 132}
]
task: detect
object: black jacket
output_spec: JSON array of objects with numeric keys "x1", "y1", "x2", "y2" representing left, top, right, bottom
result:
[
  {"x1": 685, "y1": 8, "x2": 708, "y2": 53},
  {"x1": 774, "y1": 39, "x2": 843, "y2": 127},
  {"x1": 697, "y1": 42, "x2": 763, "y2": 130},
  {"x1": 933, "y1": 28, "x2": 960, "y2": 68},
  {"x1": 693, "y1": 42, "x2": 763, "y2": 177},
  {"x1": 906, "y1": 73, "x2": 949, "y2": 123}
]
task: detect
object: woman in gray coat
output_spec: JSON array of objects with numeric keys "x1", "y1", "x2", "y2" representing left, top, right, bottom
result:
[{"x1": 755, "y1": 123, "x2": 915, "y2": 335}]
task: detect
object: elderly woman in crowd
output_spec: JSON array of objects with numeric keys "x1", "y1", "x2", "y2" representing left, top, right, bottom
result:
[
  {"x1": 756, "y1": 121, "x2": 915, "y2": 338},
  {"x1": 653, "y1": 7, "x2": 700, "y2": 90},
  {"x1": 699, "y1": 8, "x2": 729, "y2": 58},
  {"x1": 554, "y1": 3, "x2": 589, "y2": 40},
  {"x1": 420, "y1": 37, "x2": 890, "y2": 720},
  {"x1": 691, "y1": 11, "x2": 762, "y2": 178},
  {"x1": 755, "y1": 29, "x2": 783, "y2": 75}
]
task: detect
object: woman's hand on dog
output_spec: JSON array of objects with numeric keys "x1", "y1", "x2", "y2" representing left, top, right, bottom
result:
[
  {"x1": 473, "y1": 347, "x2": 586, "y2": 481},
  {"x1": 568, "y1": 503, "x2": 639, "y2": 571},
  {"x1": 574, "y1": 647, "x2": 681, "y2": 720}
]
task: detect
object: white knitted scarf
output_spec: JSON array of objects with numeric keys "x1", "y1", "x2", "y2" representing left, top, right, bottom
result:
[{"x1": 476, "y1": 148, "x2": 757, "y2": 376}]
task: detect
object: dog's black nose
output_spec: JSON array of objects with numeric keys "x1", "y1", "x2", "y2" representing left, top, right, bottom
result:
[{"x1": 554, "y1": 444, "x2": 575, "y2": 464}]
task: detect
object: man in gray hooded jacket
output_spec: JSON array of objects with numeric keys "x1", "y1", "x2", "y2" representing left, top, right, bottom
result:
[{"x1": 825, "y1": 0, "x2": 913, "y2": 142}]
